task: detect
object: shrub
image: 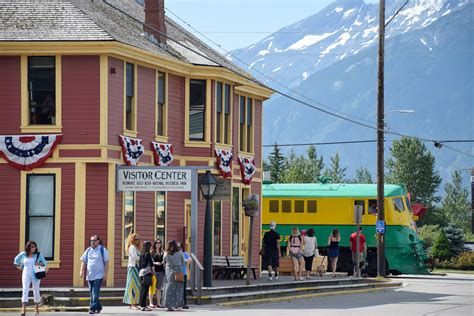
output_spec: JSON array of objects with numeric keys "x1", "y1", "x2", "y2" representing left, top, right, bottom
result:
[
  {"x1": 436, "y1": 252, "x2": 474, "y2": 270},
  {"x1": 417, "y1": 225, "x2": 441, "y2": 254},
  {"x1": 432, "y1": 231, "x2": 453, "y2": 261}
]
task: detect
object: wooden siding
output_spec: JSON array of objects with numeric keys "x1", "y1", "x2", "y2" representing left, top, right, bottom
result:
[
  {"x1": 167, "y1": 74, "x2": 185, "y2": 152},
  {"x1": 0, "y1": 56, "x2": 21, "y2": 134},
  {"x1": 113, "y1": 191, "x2": 125, "y2": 286},
  {"x1": 108, "y1": 57, "x2": 124, "y2": 147},
  {"x1": 62, "y1": 56, "x2": 100, "y2": 144}
]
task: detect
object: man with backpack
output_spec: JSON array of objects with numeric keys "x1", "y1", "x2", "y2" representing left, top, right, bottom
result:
[{"x1": 80, "y1": 235, "x2": 110, "y2": 314}]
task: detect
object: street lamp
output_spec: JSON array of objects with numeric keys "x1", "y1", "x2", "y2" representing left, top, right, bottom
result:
[{"x1": 199, "y1": 170, "x2": 217, "y2": 287}]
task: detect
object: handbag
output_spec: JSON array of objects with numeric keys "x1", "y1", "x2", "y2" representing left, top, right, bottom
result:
[
  {"x1": 174, "y1": 271, "x2": 184, "y2": 282},
  {"x1": 34, "y1": 252, "x2": 46, "y2": 279}
]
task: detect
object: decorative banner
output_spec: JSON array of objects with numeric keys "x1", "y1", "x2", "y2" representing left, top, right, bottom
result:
[
  {"x1": 151, "y1": 142, "x2": 174, "y2": 166},
  {"x1": 238, "y1": 156, "x2": 256, "y2": 185},
  {"x1": 215, "y1": 149, "x2": 233, "y2": 178},
  {"x1": 0, "y1": 134, "x2": 62, "y2": 171},
  {"x1": 119, "y1": 135, "x2": 144, "y2": 166}
]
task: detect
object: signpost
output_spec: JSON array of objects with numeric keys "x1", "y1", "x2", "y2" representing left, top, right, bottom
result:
[{"x1": 376, "y1": 220, "x2": 386, "y2": 234}]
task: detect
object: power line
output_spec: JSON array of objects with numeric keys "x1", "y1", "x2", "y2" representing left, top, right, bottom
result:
[
  {"x1": 263, "y1": 139, "x2": 474, "y2": 148},
  {"x1": 385, "y1": 0, "x2": 409, "y2": 27}
]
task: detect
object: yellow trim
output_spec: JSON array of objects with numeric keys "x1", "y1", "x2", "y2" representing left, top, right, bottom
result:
[
  {"x1": 106, "y1": 164, "x2": 115, "y2": 287},
  {"x1": 73, "y1": 163, "x2": 86, "y2": 286},
  {"x1": 20, "y1": 55, "x2": 63, "y2": 133},
  {"x1": 123, "y1": 61, "x2": 138, "y2": 136},
  {"x1": 19, "y1": 168, "x2": 62, "y2": 269},
  {"x1": 155, "y1": 71, "x2": 169, "y2": 140},
  {"x1": 100, "y1": 55, "x2": 108, "y2": 146}
]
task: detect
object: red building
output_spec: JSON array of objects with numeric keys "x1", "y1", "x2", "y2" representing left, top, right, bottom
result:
[{"x1": 0, "y1": 0, "x2": 272, "y2": 287}]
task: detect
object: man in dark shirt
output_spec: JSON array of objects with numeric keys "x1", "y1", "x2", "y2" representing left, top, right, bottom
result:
[{"x1": 262, "y1": 221, "x2": 281, "y2": 281}]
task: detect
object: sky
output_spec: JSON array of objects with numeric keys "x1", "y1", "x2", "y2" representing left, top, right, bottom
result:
[{"x1": 165, "y1": 0, "x2": 378, "y2": 51}]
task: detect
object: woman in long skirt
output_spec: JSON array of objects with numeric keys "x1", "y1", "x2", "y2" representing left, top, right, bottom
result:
[
  {"x1": 162, "y1": 240, "x2": 185, "y2": 311},
  {"x1": 123, "y1": 233, "x2": 141, "y2": 310}
]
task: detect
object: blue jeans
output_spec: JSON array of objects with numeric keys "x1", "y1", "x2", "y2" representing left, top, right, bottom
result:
[{"x1": 88, "y1": 279, "x2": 102, "y2": 311}]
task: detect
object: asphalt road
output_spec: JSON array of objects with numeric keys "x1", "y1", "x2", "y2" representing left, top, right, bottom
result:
[{"x1": 2, "y1": 273, "x2": 473, "y2": 316}]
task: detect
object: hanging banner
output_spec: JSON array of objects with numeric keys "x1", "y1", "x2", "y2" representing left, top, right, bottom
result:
[
  {"x1": 119, "y1": 135, "x2": 144, "y2": 166},
  {"x1": 0, "y1": 134, "x2": 62, "y2": 171},
  {"x1": 151, "y1": 142, "x2": 174, "y2": 166},
  {"x1": 238, "y1": 156, "x2": 256, "y2": 185},
  {"x1": 116, "y1": 166, "x2": 192, "y2": 192},
  {"x1": 214, "y1": 148, "x2": 233, "y2": 178}
]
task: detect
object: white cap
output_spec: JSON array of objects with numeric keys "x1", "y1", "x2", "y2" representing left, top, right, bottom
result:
[{"x1": 270, "y1": 221, "x2": 276, "y2": 230}]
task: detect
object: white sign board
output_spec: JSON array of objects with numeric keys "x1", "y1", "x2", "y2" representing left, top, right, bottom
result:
[{"x1": 117, "y1": 167, "x2": 192, "y2": 192}]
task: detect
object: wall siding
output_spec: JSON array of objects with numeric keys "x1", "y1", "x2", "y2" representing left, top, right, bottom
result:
[
  {"x1": 0, "y1": 56, "x2": 21, "y2": 134},
  {"x1": 108, "y1": 57, "x2": 124, "y2": 147}
]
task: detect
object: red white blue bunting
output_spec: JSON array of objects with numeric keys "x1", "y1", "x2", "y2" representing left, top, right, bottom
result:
[
  {"x1": 238, "y1": 156, "x2": 256, "y2": 185},
  {"x1": 151, "y1": 142, "x2": 174, "y2": 166},
  {"x1": 0, "y1": 134, "x2": 62, "y2": 171},
  {"x1": 215, "y1": 149, "x2": 233, "y2": 178},
  {"x1": 119, "y1": 135, "x2": 144, "y2": 166}
]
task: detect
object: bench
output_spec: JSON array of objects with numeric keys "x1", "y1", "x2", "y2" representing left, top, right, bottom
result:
[
  {"x1": 212, "y1": 256, "x2": 258, "y2": 280},
  {"x1": 226, "y1": 256, "x2": 258, "y2": 280},
  {"x1": 278, "y1": 256, "x2": 327, "y2": 276},
  {"x1": 212, "y1": 256, "x2": 228, "y2": 280}
]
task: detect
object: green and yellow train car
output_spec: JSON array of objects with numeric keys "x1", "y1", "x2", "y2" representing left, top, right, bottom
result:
[{"x1": 262, "y1": 183, "x2": 428, "y2": 275}]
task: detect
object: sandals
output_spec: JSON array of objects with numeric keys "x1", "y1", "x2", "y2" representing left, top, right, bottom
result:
[{"x1": 140, "y1": 307, "x2": 152, "y2": 311}]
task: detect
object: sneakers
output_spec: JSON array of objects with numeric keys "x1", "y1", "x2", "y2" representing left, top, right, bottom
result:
[
  {"x1": 268, "y1": 275, "x2": 273, "y2": 281},
  {"x1": 275, "y1": 273, "x2": 279, "y2": 281}
]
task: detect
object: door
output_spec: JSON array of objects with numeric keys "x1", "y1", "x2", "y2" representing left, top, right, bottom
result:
[
  {"x1": 184, "y1": 200, "x2": 191, "y2": 252},
  {"x1": 241, "y1": 188, "x2": 250, "y2": 263}
]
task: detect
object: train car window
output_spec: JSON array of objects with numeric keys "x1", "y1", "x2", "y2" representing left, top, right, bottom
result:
[
  {"x1": 368, "y1": 199, "x2": 377, "y2": 215},
  {"x1": 307, "y1": 200, "x2": 317, "y2": 213},
  {"x1": 393, "y1": 198, "x2": 405, "y2": 212},
  {"x1": 295, "y1": 200, "x2": 304, "y2": 213},
  {"x1": 269, "y1": 200, "x2": 279, "y2": 213},
  {"x1": 405, "y1": 197, "x2": 412, "y2": 212},
  {"x1": 354, "y1": 200, "x2": 365, "y2": 215},
  {"x1": 282, "y1": 200, "x2": 292, "y2": 213}
]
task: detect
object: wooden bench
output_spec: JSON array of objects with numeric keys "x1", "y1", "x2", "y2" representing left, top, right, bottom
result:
[
  {"x1": 226, "y1": 256, "x2": 258, "y2": 280},
  {"x1": 212, "y1": 256, "x2": 228, "y2": 280},
  {"x1": 278, "y1": 256, "x2": 327, "y2": 276}
]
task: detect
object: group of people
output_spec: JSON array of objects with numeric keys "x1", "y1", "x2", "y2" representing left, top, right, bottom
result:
[
  {"x1": 262, "y1": 222, "x2": 367, "y2": 281},
  {"x1": 13, "y1": 235, "x2": 192, "y2": 315}
]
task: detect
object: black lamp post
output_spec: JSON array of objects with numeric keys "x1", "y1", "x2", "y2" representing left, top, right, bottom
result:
[{"x1": 199, "y1": 170, "x2": 217, "y2": 287}]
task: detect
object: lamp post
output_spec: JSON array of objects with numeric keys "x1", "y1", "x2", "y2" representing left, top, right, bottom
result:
[{"x1": 199, "y1": 170, "x2": 217, "y2": 287}]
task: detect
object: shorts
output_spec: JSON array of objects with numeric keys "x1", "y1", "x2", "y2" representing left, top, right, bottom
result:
[
  {"x1": 266, "y1": 252, "x2": 279, "y2": 269},
  {"x1": 289, "y1": 251, "x2": 303, "y2": 259}
]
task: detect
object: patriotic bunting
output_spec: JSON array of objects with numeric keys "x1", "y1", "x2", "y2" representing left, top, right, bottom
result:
[
  {"x1": 238, "y1": 156, "x2": 256, "y2": 185},
  {"x1": 0, "y1": 134, "x2": 62, "y2": 171},
  {"x1": 215, "y1": 149, "x2": 233, "y2": 178},
  {"x1": 151, "y1": 142, "x2": 174, "y2": 166},
  {"x1": 119, "y1": 135, "x2": 144, "y2": 166}
]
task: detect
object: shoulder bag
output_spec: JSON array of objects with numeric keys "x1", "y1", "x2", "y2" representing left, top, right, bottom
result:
[{"x1": 34, "y1": 252, "x2": 46, "y2": 279}]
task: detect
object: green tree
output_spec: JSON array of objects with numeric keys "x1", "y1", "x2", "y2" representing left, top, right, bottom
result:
[
  {"x1": 432, "y1": 230, "x2": 452, "y2": 261},
  {"x1": 280, "y1": 146, "x2": 325, "y2": 183},
  {"x1": 323, "y1": 152, "x2": 346, "y2": 183},
  {"x1": 386, "y1": 137, "x2": 441, "y2": 219},
  {"x1": 444, "y1": 225, "x2": 465, "y2": 257},
  {"x1": 306, "y1": 145, "x2": 325, "y2": 182},
  {"x1": 440, "y1": 170, "x2": 471, "y2": 234},
  {"x1": 267, "y1": 143, "x2": 285, "y2": 183},
  {"x1": 350, "y1": 167, "x2": 373, "y2": 183},
  {"x1": 417, "y1": 224, "x2": 441, "y2": 255}
]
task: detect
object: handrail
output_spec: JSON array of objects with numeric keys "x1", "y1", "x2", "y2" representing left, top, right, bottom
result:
[{"x1": 189, "y1": 252, "x2": 204, "y2": 305}]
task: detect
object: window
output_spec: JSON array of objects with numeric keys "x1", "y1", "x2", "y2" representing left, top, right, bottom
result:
[
  {"x1": 213, "y1": 200, "x2": 222, "y2": 256},
  {"x1": 368, "y1": 199, "x2": 378, "y2": 214},
  {"x1": 123, "y1": 191, "x2": 135, "y2": 259},
  {"x1": 247, "y1": 98, "x2": 253, "y2": 152},
  {"x1": 216, "y1": 82, "x2": 231, "y2": 145},
  {"x1": 26, "y1": 174, "x2": 55, "y2": 259},
  {"x1": 125, "y1": 63, "x2": 135, "y2": 131},
  {"x1": 232, "y1": 187, "x2": 240, "y2": 256},
  {"x1": 393, "y1": 197, "x2": 405, "y2": 212},
  {"x1": 295, "y1": 200, "x2": 304, "y2": 213},
  {"x1": 239, "y1": 96, "x2": 253, "y2": 152},
  {"x1": 239, "y1": 96, "x2": 245, "y2": 151},
  {"x1": 155, "y1": 192, "x2": 166, "y2": 241},
  {"x1": 307, "y1": 200, "x2": 317, "y2": 213},
  {"x1": 189, "y1": 79, "x2": 207, "y2": 141},
  {"x1": 282, "y1": 200, "x2": 292, "y2": 213},
  {"x1": 28, "y1": 57, "x2": 56, "y2": 125},
  {"x1": 269, "y1": 200, "x2": 279, "y2": 213},
  {"x1": 354, "y1": 200, "x2": 365, "y2": 215},
  {"x1": 157, "y1": 72, "x2": 166, "y2": 136}
]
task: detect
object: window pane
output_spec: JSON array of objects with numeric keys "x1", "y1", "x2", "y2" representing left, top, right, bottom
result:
[
  {"x1": 28, "y1": 175, "x2": 54, "y2": 216},
  {"x1": 368, "y1": 199, "x2": 378, "y2": 214},
  {"x1": 155, "y1": 192, "x2": 166, "y2": 241},
  {"x1": 216, "y1": 82, "x2": 222, "y2": 113},
  {"x1": 158, "y1": 72, "x2": 165, "y2": 105},
  {"x1": 126, "y1": 96, "x2": 133, "y2": 130},
  {"x1": 224, "y1": 84, "x2": 231, "y2": 114},
  {"x1": 126, "y1": 63, "x2": 134, "y2": 97},
  {"x1": 157, "y1": 103, "x2": 164, "y2": 135},
  {"x1": 189, "y1": 79, "x2": 206, "y2": 141},
  {"x1": 232, "y1": 187, "x2": 240, "y2": 256},
  {"x1": 213, "y1": 201, "x2": 222, "y2": 256},
  {"x1": 393, "y1": 198, "x2": 404, "y2": 212},
  {"x1": 239, "y1": 96, "x2": 245, "y2": 124},
  {"x1": 355, "y1": 200, "x2": 365, "y2": 215},
  {"x1": 28, "y1": 56, "x2": 55, "y2": 125},
  {"x1": 307, "y1": 200, "x2": 317, "y2": 213},
  {"x1": 247, "y1": 125, "x2": 251, "y2": 152},
  {"x1": 295, "y1": 200, "x2": 304, "y2": 213},
  {"x1": 282, "y1": 200, "x2": 291, "y2": 213},
  {"x1": 216, "y1": 114, "x2": 221, "y2": 143},
  {"x1": 224, "y1": 114, "x2": 230, "y2": 144},
  {"x1": 247, "y1": 98, "x2": 252, "y2": 126},
  {"x1": 269, "y1": 200, "x2": 279, "y2": 213},
  {"x1": 28, "y1": 217, "x2": 54, "y2": 259}
]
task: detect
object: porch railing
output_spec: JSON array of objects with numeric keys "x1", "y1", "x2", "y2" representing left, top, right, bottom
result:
[{"x1": 189, "y1": 252, "x2": 204, "y2": 305}]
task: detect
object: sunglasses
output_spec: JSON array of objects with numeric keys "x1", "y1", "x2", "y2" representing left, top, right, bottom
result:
[{"x1": 90, "y1": 239, "x2": 98, "y2": 242}]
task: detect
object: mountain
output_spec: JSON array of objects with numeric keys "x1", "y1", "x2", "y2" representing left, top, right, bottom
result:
[{"x1": 231, "y1": 0, "x2": 473, "y2": 187}]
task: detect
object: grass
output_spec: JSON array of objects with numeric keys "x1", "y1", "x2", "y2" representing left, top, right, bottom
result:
[{"x1": 433, "y1": 268, "x2": 474, "y2": 275}]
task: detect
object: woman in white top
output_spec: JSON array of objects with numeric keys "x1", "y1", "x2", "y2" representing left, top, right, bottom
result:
[
  {"x1": 123, "y1": 233, "x2": 141, "y2": 310},
  {"x1": 303, "y1": 228, "x2": 317, "y2": 278}
]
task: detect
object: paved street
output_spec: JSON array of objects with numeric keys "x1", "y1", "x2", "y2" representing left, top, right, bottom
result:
[{"x1": 2, "y1": 273, "x2": 472, "y2": 316}]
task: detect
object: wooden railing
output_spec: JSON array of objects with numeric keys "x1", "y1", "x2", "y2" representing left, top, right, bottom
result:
[{"x1": 189, "y1": 252, "x2": 204, "y2": 305}]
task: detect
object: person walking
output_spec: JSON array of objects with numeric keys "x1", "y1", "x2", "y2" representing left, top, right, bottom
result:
[
  {"x1": 14, "y1": 241, "x2": 47, "y2": 316},
  {"x1": 262, "y1": 221, "x2": 281, "y2": 281},
  {"x1": 150, "y1": 239, "x2": 164, "y2": 308},
  {"x1": 288, "y1": 226, "x2": 305, "y2": 281},
  {"x1": 303, "y1": 228, "x2": 317, "y2": 278},
  {"x1": 350, "y1": 227, "x2": 367, "y2": 276},
  {"x1": 138, "y1": 241, "x2": 154, "y2": 311},
  {"x1": 162, "y1": 240, "x2": 185, "y2": 311},
  {"x1": 178, "y1": 242, "x2": 192, "y2": 309},
  {"x1": 80, "y1": 235, "x2": 109, "y2": 314},
  {"x1": 328, "y1": 229, "x2": 341, "y2": 277},
  {"x1": 123, "y1": 233, "x2": 141, "y2": 310}
]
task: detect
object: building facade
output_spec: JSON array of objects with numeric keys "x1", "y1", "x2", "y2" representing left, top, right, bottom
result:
[{"x1": 0, "y1": 0, "x2": 272, "y2": 287}]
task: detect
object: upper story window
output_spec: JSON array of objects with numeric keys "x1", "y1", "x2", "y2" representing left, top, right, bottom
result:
[
  {"x1": 216, "y1": 82, "x2": 232, "y2": 145},
  {"x1": 239, "y1": 96, "x2": 254, "y2": 153},
  {"x1": 189, "y1": 79, "x2": 207, "y2": 141},
  {"x1": 156, "y1": 71, "x2": 166, "y2": 137},
  {"x1": 28, "y1": 57, "x2": 56, "y2": 125},
  {"x1": 125, "y1": 63, "x2": 135, "y2": 131}
]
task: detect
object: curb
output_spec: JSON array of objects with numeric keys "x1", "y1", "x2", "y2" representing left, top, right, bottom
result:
[{"x1": 0, "y1": 306, "x2": 89, "y2": 313}]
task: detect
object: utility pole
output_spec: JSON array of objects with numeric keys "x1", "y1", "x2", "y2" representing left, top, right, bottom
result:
[{"x1": 376, "y1": 0, "x2": 386, "y2": 277}]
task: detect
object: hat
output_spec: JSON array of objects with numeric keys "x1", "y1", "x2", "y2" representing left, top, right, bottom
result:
[
  {"x1": 301, "y1": 229, "x2": 307, "y2": 235},
  {"x1": 270, "y1": 221, "x2": 276, "y2": 230}
]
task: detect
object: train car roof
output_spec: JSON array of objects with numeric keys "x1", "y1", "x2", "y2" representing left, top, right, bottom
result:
[{"x1": 262, "y1": 183, "x2": 407, "y2": 198}]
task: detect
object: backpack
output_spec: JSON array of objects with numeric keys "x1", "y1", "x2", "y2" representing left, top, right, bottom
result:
[
  {"x1": 290, "y1": 235, "x2": 302, "y2": 246},
  {"x1": 85, "y1": 246, "x2": 105, "y2": 266}
]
